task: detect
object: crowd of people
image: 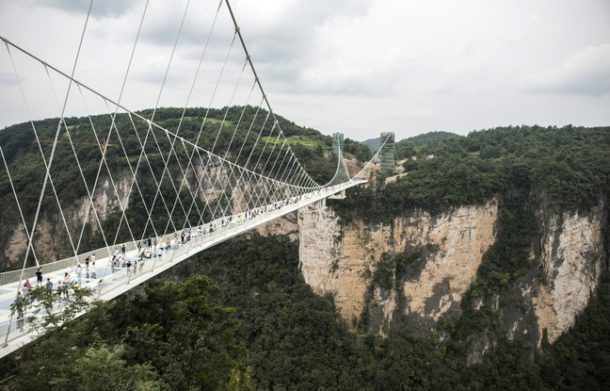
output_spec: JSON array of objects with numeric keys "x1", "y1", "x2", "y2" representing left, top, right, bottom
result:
[{"x1": 9, "y1": 189, "x2": 333, "y2": 334}]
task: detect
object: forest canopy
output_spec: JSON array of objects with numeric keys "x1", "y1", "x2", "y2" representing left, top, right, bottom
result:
[{"x1": 332, "y1": 125, "x2": 610, "y2": 222}]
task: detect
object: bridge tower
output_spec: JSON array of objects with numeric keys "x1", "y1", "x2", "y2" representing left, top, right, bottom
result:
[
  {"x1": 328, "y1": 132, "x2": 348, "y2": 199},
  {"x1": 332, "y1": 132, "x2": 344, "y2": 155},
  {"x1": 379, "y1": 132, "x2": 395, "y2": 176}
]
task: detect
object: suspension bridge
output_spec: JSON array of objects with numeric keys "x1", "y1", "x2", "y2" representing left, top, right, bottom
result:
[{"x1": 0, "y1": 0, "x2": 387, "y2": 357}]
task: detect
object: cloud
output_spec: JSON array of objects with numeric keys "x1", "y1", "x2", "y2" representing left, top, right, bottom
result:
[
  {"x1": 135, "y1": 1, "x2": 374, "y2": 89},
  {"x1": 239, "y1": 0, "x2": 398, "y2": 97},
  {"x1": 529, "y1": 43, "x2": 610, "y2": 95},
  {"x1": 1, "y1": 0, "x2": 609, "y2": 140},
  {"x1": 27, "y1": 0, "x2": 140, "y2": 18}
]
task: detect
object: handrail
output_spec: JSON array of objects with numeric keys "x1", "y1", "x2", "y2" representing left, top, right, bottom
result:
[{"x1": 0, "y1": 180, "x2": 363, "y2": 357}]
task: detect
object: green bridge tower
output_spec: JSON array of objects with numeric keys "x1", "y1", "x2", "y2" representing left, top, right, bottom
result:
[{"x1": 379, "y1": 131, "x2": 395, "y2": 176}]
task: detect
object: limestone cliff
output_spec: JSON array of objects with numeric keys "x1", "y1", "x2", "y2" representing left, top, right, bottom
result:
[
  {"x1": 297, "y1": 198, "x2": 607, "y2": 346},
  {"x1": 532, "y1": 205, "x2": 606, "y2": 343},
  {"x1": 2, "y1": 173, "x2": 132, "y2": 266},
  {"x1": 256, "y1": 211, "x2": 299, "y2": 242},
  {"x1": 298, "y1": 199, "x2": 499, "y2": 335},
  {"x1": 0, "y1": 163, "x2": 257, "y2": 269}
]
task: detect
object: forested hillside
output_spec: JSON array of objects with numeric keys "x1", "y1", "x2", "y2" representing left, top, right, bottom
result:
[
  {"x1": 1, "y1": 124, "x2": 609, "y2": 389},
  {"x1": 362, "y1": 130, "x2": 460, "y2": 154},
  {"x1": 0, "y1": 107, "x2": 366, "y2": 270},
  {"x1": 395, "y1": 130, "x2": 462, "y2": 159},
  {"x1": 0, "y1": 106, "x2": 337, "y2": 216},
  {"x1": 335, "y1": 125, "x2": 609, "y2": 220},
  {"x1": 361, "y1": 137, "x2": 381, "y2": 152}
]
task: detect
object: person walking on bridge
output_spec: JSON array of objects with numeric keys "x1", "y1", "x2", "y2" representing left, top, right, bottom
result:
[
  {"x1": 126, "y1": 259, "x2": 132, "y2": 279},
  {"x1": 23, "y1": 279, "x2": 32, "y2": 293},
  {"x1": 61, "y1": 272, "x2": 70, "y2": 299},
  {"x1": 85, "y1": 257, "x2": 90, "y2": 278},
  {"x1": 14, "y1": 291, "x2": 26, "y2": 331},
  {"x1": 76, "y1": 264, "x2": 83, "y2": 286},
  {"x1": 35, "y1": 267, "x2": 43, "y2": 285}
]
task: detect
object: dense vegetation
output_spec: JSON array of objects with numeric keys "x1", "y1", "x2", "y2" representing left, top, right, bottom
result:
[
  {"x1": 0, "y1": 106, "x2": 338, "y2": 207},
  {"x1": 0, "y1": 107, "x2": 342, "y2": 270},
  {"x1": 361, "y1": 136, "x2": 382, "y2": 152},
  {"x1": 1, "y1": 235, "x2": 609, "y2": 390},
  {"x1": 394, "y1": 130, "x2": 462, "y2": 159},
  {"x1": 0, "y1": 274, "x2": 244, "y2": 390},
  {"x1": 342, "y1": 137, "x2": 372, "y2": 162},
  {"x1": 1, "y1": 121, "x2": 608, "y2": 389},
  {"x1": 333, "y1": 125, "x2": 610, "y2": 221},
  {"x1": 362, "y1": 130, "x2": 460, "y2": 154}
]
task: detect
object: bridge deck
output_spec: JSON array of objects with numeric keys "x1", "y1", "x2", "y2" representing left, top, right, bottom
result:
[{"x1": 0, "y1": 180, "x2": 364, "y2": 358}]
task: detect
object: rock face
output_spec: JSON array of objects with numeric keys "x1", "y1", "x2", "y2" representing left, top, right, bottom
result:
[
  {"x1": 71, "y1": 174, "x2": 132, "y2": 230},
  {"x1": 298, "y1": 198, "x2": 607, "y2": 345},
  {"x1": 256, "y1": 211, "x2": 299, "y2": 242},
  {"x1": 3, "y1": 223, "x2": 28, "y2": 264},
  {"x1": 532, "y1": 205, "x2": 606, "y2": 343},
  {"x1": 2, "y1": 173, "x2": 133, "y2": 266},
  {"x1": 0, "y1": 166, "x2": 260, "y2": 268},
  {"x1": 298, "y1": 199, "x2": 499, "y2": 334}
]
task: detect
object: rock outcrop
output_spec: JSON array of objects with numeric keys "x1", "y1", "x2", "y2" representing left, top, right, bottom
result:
[
  {"x1": 298, "y1": 198, "x2": 607, "y2": 345},
  {"x1": 256, "y1": 211, "x2": 299, "y2": 242},
  {"x1": 2, "y1": 173, "x2": 133, "y2": 266},
  {"x1": 0, "y1": 165, "x2": 261, "y2": 268},
  {"x1": 298, "y1": 199, "x2": 499, "y2": 334},
  {"x1": 532, "y1": 205, "x2": 606, "y2": 343}
]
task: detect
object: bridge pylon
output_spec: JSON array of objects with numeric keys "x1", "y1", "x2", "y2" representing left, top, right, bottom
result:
[{"x1": 379, "y1": 132, "x2": 395, "y2": 176}]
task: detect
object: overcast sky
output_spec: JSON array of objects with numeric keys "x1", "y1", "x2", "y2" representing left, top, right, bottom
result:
[{"x1": 0, "y1": 0, "x2": 609, "y2": 141}]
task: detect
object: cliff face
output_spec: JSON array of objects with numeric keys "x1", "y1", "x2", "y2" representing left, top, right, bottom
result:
[
  {"x1": 0, "y1": 163, "x2": 251, "y2": 269},
  {"x1": 256, "y1": 211, "x2": 299, "y2": 242},
  {"x1": 532, "y1": 205, "x2": 606, "y2": 343},
  {"x1": 299, "y1": 199, "x2": 499, "y2": 334},
  {"x1": 2, "y1": 173, "x2": 132, "y2": 266},
  {"x1": 298, "y1": 198, "x2": 607, "y2": 345}
]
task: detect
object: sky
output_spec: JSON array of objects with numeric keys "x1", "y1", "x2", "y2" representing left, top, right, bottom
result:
[{"x1": 0, "y1": 0, "x2": 609, "y2": 141}]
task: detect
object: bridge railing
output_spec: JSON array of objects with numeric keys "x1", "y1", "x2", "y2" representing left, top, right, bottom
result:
[
  {"x1": 1, "y1": 227, "x2": 213, "y2": 286},
  {"x1": 1, "y1": 183, "x2": 367, "y2": 353},
  {"x1": 0, "y1": 248, "x2": 112, "y2": 286},
  {"x1": 0, "y1": 213, "x2": 250, "y2": 347},
  {"x1": 0, "y1": 233, "x2": 203, "y2": 346}
]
